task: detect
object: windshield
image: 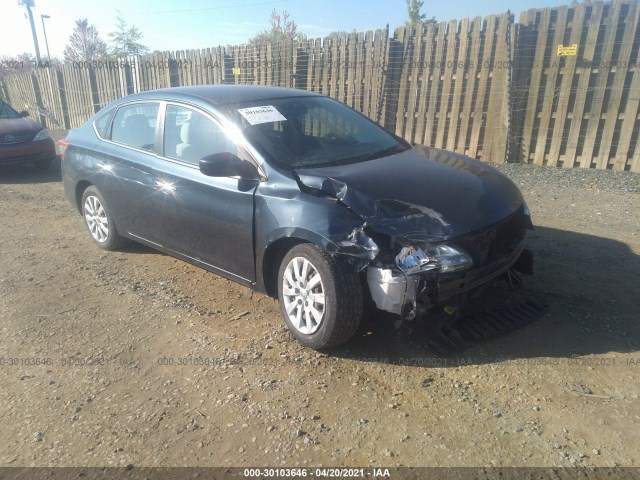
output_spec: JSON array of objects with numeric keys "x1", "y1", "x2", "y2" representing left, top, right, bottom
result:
[
  {"x1": 224, "y1": 96, "x2": 409, "y2": 169},
  {"x1": 0, "y1": 101, "x2": 20, "y2": 119}
]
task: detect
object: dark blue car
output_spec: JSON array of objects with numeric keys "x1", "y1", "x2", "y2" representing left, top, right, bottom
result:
[{"x1": 62, "y1": 85, "x2": 533, "y2": 349}]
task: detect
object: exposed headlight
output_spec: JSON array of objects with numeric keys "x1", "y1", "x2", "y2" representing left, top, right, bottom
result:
[
  {"x1": 33, "y1": 129, "x2": 50, "y2": 141},
  {"x1": 428, "y1": 244, "x2": 473, "y2": 272},
  {"x1": 396, "y1": 244, "x2": 472, "y2": 275}
]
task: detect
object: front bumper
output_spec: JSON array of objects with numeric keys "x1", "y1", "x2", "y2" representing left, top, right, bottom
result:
[
  {"x1": 367, "y1": 237, "x2": 531, "y2": 317},
  {"x1": 0, "y1": 138, "x2": 56, "y2": 166}
]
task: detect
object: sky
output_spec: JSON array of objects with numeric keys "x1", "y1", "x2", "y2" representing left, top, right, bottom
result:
[{"x1": 1, "y1": 0, "x2": 574, "y2": 59}]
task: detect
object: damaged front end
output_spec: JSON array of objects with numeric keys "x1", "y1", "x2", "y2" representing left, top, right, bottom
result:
[
  {"x1": 366, "y1": 243, "x2": 474, "y2": 319},
  {"x1": 362, "y1": 205, "x2": 534, "y2": 328},
  {"x1": 326, "y1": 205, "x2": 535, "y2": 330},
  {"x1": 291, "y1": 152, "x2": 535, "y2": 330}
]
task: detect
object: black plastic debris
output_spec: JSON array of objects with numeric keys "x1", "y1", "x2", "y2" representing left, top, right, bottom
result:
[{"x1": 412, "y1": 296, "x2": 548, "y2": 356}]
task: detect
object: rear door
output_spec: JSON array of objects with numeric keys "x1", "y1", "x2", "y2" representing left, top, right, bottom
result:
[
  {"x1": 93, "y1": 101, "x2": 162, "y2": 240},
  {"x1": 150, "y1": 103, "x2": 257, "y2": 283}
]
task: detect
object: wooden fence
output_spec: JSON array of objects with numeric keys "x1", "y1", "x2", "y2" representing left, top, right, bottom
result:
[
  {"x1": 513, "y1": 0, "x2": 640, "y2": 171},
  {"x1": 1, "y1": 0, "x2": 638, "y2": 171}
]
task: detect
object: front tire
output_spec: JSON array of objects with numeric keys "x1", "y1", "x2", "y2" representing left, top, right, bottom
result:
[
  {"x1": 81, "y1": 186, "x2": 126, "y2": 250},
  {"x1": 278, "y1": 244, "x2": 363, "y2": 349}
]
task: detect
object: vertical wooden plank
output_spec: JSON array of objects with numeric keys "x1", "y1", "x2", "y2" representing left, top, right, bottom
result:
[
  {"x1": 546, "y1": 5, "x2": 586, "y2": 166},
  {"x1": 404, "y1": 24, "x2": 423, "y2": 143},
  {"x1": 456, "y1": 16, "x2": 482, "y2": 156},
  {"x1": 532, "y1": 7, "x2": 569, "y2": 166},
  {"x1": 598, "y1": 1, "x2": 639, "y2": 168},
  {"x1": 484, "y1": 13, "x2": 511, "y2": 163},
  {"x1": 346, "y1": 32, "x2": 356, "y2": 108},
  {"x1": 335, "y1": 34, "x2": 346, "y2": 103},
  {"x1": 321, "y1": 37, "x2": 332, "y2": 99},
  {"x1": 468, "y1": 16, "x2": 497, "y2": 159},
  {"x1": 446, "y1": 18, "x2": 469, "y2": 151},
  {"x1": 614, "y1": 54, "x2": 640, "y2": 168},
  {"x1": 578, "y1": 2, "x2": 621, "y2": 168},
  {"x1": 306, "y1": 39, "x2": 316, "y2": 92},
  {"x1": 371, "y1": 28, "x2": 387, "y2": 123},
  {"x1": 562, "y1": 3, "x2": 604, "y2": 167},
  {"x1": 520, "y1": 8, "x2": 551, "y2": 163},
  {"x1": 353, "y1": 32, "x2": 365, "y2": 112},
  {"x1": 415, "y1": 22, "x2": 447, "y2": 145},
  {"x1": 393, "y1": 27, "x2": 411, "y2": 138},
  {"x1": 435, "y1": 20, "x2": 459, "y2": 148},
  {"x1": 421, "y1": 22, "x2": 446, "y2": 146},
  {"x1": 265, "y1": 43, "x2": 273, "y2": 86},
  {"x1": 407, "y1": 24, "x2": 432, "y2": 144},
  {"x1": 361, "y1": 31, "x2": 374, "y2": 119}
]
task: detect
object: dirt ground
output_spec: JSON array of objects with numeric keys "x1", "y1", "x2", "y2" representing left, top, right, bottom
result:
[{"x1": 0, "y1": 150, "x2": 639, "y2": 468}]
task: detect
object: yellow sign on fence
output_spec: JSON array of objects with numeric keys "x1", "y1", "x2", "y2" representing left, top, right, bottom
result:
[
  {"x1": 557, "y1": 44, "x2": 578, "y2": 56},
  {"x1": 232, "y1": 67, "x2": 241, "y2": 75}
]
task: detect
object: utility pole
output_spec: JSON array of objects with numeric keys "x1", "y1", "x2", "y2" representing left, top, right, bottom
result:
[
  {"x1": 21, "y1": 0, "x2": 41, "y2": 63},
  {"x1": 41, "y1": 14, "x2": 51, "y2": 60}
]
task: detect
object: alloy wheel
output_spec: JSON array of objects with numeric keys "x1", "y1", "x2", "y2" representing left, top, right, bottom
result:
[
  {"x1": 282, "y1": 256, "x2": 326, "y2": 334},
  {"x1": 84, "y1": 195, "x2": 109, "y2": 243}
]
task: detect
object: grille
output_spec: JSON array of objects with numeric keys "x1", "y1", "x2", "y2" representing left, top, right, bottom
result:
[
  {"x1": 457, "y1": 209, "x2": 528, "y2": 267},
  {"x1": 0, "y1": 133, "x2": 33, "y2": 145}
]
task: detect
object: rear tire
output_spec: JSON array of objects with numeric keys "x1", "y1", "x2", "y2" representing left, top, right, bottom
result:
[
  {"x1": 81, "y1": 186, "x2": 127, "y2": 251},
  {"x1": 277, "y1": 243, "x2": 363, "y2": 349}
]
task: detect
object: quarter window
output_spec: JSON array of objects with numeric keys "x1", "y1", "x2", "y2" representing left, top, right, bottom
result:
[
  {"x1": 93, "y1": 109, "x2": 114, "y2": 139},
  {"x1": 164, "y1": 105, "x2": 235, "y2": 165},
  {"x1": 111, "y1": 103, "x2": 159, "y2": 152}
]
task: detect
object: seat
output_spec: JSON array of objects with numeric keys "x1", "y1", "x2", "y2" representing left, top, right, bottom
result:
[
  {"x1": 113, "y1": 114, "x2": 155, "y2": 150},
  {"x1": 176, "y1": 116, "x2": 235, "y2": 164}
]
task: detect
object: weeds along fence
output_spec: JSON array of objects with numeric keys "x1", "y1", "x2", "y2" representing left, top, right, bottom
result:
[{"x1": 1, "y1": 0, "x2": 638, "y2": 171}]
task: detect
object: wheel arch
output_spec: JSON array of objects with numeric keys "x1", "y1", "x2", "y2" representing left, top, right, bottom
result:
[
  {"x1": 260, "y1": 228, "x2": 337, "y2": 298},
  {"x1": 75, "y1": 180, "x2": 93, "y2": 213}
]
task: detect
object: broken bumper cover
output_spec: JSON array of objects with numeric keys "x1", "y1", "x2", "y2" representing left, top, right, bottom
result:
[{"x1": 367, "y1": 240, "x2": 531, "y2": 316}]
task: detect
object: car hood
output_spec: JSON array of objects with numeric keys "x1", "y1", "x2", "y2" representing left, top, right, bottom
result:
[
  {"x1": 294, "y1": 146, "x2": 526, "y2": 244},
  {"x1": 0, "y1": 117, "x2": 42, "y2": 137}
]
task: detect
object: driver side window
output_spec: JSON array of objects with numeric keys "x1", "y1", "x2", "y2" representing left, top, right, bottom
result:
[{"x1": 164, "y1": 105, "x2": 235, "y2": 165}]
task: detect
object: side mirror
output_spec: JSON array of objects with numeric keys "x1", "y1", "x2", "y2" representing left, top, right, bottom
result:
[
  {"x1": 199, "y1": 152, "x2": 260, "y2": 180},
  {"x1": 19, "y1": 110, "x2": 29, "y2": 117}
]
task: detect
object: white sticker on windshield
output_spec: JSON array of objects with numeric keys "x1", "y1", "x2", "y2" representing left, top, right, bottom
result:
[{"x1": 236, "y1": 105, "x2": 286, "y2": 125}]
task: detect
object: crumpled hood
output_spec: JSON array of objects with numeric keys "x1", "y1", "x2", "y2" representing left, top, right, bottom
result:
[{"x1": 294, "y1": 145, "x2": 526, "y2": 244}]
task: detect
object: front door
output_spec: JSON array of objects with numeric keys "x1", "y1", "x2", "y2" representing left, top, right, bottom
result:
[{"x1": 151, "y1": 103, "x2": 257, "y2": 283}]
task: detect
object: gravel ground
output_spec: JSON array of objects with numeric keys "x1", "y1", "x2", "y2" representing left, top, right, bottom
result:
[{"x1": 0, "y1": 132, "x2": 639, "y2": 468}]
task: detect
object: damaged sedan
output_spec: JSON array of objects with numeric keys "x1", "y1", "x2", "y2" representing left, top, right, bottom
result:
[{"x1": 61, "y1": 85, "x2": 533, "y2": 349}]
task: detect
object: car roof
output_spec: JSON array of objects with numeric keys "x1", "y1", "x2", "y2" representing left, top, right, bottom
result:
[{"x1": 123, "y1": 85, "x2": 321, "y2": 107}]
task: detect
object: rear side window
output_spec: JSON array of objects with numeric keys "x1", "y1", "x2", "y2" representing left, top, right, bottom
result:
[
  {"x1": 93, "y1": 109, "x2": 113, "y2": 139},
  {"x1": 111, "y1": 103, "x2": 159, "y2": 152}
]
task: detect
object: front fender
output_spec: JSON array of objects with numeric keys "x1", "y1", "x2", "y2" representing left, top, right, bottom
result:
[{"x1": 253, "y1": 187, "x2": 375, "y2": 293}]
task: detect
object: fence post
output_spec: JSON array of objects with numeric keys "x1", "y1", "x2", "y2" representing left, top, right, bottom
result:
[{"x1": 375, "y1": 24, "x2": 390, "y2": 125}]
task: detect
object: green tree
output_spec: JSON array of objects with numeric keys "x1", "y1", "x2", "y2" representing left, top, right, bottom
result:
[
  {"x1": 108, "y1": 14, "x2": 149, "y2": 57},
  {"x1": 249, "y1": 10, "x2": 306, "y2": 44},
  {"x1": 63, "y1": 18, "x2": 107, "y2": 62},
  {"x1": 405, "y1": 0, "x2": 436, "y2": 26}
]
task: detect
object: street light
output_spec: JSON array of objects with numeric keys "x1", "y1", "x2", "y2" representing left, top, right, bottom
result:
[{"x1": 41, "y1": 14, "x2": 51, "y2": 61}]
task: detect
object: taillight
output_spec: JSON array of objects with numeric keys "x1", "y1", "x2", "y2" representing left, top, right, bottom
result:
[{"x1": 58, "y1": 139, "x2": 69, "y2": 160}]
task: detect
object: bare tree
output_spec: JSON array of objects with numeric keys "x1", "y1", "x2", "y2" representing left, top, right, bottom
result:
[
  {"x1": 63, "y1": 18, "x2": 107, "y2": 62},
  {"x1": 0, "y1": 53, "x2": 35, "y2": 77},
  {"x1": 249, "y1": 10, "x2": 306, "y2": 44}
]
